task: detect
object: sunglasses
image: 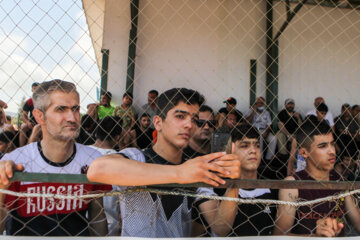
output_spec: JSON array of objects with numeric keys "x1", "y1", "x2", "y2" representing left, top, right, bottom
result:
[{"x1": 195, "y1": 119, "x2": 216, "y2": 128}]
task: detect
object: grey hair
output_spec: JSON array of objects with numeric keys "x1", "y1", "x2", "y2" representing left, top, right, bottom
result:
[{"x1": 33, "y1": 79, "x2": 79, "y2": 112}]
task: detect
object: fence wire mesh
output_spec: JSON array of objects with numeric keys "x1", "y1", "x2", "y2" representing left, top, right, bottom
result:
[{"x1": 0, "y1": 0, "x2": 360, "y2": 238}]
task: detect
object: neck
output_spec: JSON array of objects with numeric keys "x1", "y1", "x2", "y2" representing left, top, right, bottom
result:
[
  {"x1": 149, "y1": 103, "x2": 156, "y2": 110},
  {"x1": 121, "y1": 103, "x2": 129, "y2": 109},
  {"x1": 153, "y1": 137, "x2": 183, "y2": 164},
  {"x1": 189, "y1": 139, "x2": 210, "y2": 154},
  {"x1": 40, "y1": 137, "x2": 75, "y2": 163},
  {"x1": 240, "y1": 170, "x2": 257, "y2": 180},
  {"x1": 93, "y1": 139, "x2": 114, "y2": 149},
  {"x1": 305, "y1": 164, "x2": 330, "y2": 181}
]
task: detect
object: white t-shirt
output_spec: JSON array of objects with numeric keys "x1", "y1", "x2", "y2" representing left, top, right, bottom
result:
[{"x1": 2, "y1": 142, "x2": 110, "y2": 236}]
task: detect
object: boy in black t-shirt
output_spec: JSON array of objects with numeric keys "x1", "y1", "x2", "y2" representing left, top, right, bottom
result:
[
  {"x1": 88, "y1": 88, "x2": 242, "y2": 237},
  {"x1": 196, "y1": 125, "x2": 277, "y2": 237}
]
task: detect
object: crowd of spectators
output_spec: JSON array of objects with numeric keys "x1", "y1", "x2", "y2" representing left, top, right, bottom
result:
[{"x1": 0, "y1": 80, "x2": 360, "y2": 237}]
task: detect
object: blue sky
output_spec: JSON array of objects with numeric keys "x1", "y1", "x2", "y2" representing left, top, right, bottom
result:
[{"x1": 0, "y1": 0, "x2": 100, "y2": 113}]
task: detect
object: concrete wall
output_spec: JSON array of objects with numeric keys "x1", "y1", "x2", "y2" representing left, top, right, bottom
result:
[
  {"x1": 274, "y1": 2, "x2": 360, "y2": 116},
  {"x1": 100, "y1": 0, "x2": 267, "y2": 113},
  {"x1": 96, "y1": 0, "x2": 360, "y2": 117}
]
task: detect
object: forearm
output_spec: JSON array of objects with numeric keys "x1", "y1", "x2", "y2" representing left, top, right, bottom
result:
[
  {"x1": 246, "y1": 111, "x2": 255, "y2": 123},
  {"x1": 0, "y1": 193, "x2": 7, "y2": 233},
  {"x1": 211, "y1": 188, "x2": 239, "y2": 236},
  {"x1": 87, "y1": 155, "x2": 179, "y2": 186},
  {"x1": 89, "y1": 198, "x2": 108, "y2": 236}
]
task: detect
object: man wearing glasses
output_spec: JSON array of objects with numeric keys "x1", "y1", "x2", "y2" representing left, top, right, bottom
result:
[{"x1": 183, "y1": 105, "x2": 216, "y2": 159}]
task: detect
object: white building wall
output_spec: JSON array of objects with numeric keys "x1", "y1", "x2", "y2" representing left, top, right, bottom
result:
[
  {"x1": 100, "y1": 0, "x2": 360, "y2": 117},
  {"x1": 273, "y1": 2, "x2": 360, "y2": 116},
  {"x1": 102, "y1": 0, "x2": 267, "y2": 113}
]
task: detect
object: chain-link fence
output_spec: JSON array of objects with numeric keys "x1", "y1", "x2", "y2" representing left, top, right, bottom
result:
[{"x1": 1, "y1": 0, "x2": 360, "y2": 238}]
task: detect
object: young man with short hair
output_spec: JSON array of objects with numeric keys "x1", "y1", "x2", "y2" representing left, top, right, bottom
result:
[
  {"x1": 139, "y1": 90, "x2": 159, "y2": 128},
  {"x1": 87, "y1": 88, "x2": 241, "y2": 237},
  {"x1": 274, "y1": 119, "x2": 360, "y2": 237},
  {"x1": 130, "y1": 113, "x2": 154, "y2": 149},
  {"x1": 184, "y1": 105, "x2": 216, "y2": 159},
  {"x1": 195, "y1": 125, "x2": 277, "y2": 237},
  {"x1": 0, "y1": 79, "x2": 109, "y2": 236}
]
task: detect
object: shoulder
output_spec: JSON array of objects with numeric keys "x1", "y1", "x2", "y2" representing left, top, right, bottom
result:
[
  {"x1": 2, "y1": 142, "x2": 38, "y2": 164},
  {"x1": 75, "y1": 143, "x2": 102, "y2": 160},
  {"x1": 119, "y1": 147, "x2": 146, "y2": 163}
]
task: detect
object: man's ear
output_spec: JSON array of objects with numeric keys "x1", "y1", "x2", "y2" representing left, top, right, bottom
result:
[
  {"x1": 32, "y1": 109, "x2": 45, "y2": 124},
  {"x1": 231, "y1": 142, "x2": 235, "y2": 154},
  {"x1": 153, "y1": 115, "x2": 163, "y2": 132},
  {"x1": 299, "y1": 147, "x2": 309, "y2": 159}
]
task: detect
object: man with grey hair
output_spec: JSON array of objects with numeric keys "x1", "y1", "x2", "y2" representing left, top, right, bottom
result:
[{"x1": 0, "y1": 79, "x2": 110, "y2": 236}]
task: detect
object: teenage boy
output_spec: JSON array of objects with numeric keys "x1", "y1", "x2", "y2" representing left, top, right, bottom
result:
[
  {"x1": 195, "y1": 125, "x2": 277, "y2": 237},
  {"x1": 87, "y1": 88, "x2": 241, "y2": 237},
  {"x1": 0, "y1": 80, "x2": 109, "y2": 236},
  {"x1": 274, "y1": 119, "x2": 360, "y2": 237}
]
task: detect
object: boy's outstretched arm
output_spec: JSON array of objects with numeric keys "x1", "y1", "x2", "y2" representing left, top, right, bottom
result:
[{"x1": 87, "y1": 152, "x2": 235, "y2": 187}]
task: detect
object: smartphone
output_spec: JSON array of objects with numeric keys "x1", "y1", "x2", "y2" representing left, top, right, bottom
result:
[{"x1": 211, "y1": 132, "x2": 231, "y2": 153}]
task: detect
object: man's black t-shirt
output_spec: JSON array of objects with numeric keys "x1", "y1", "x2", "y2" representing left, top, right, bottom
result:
[
  {"x1": 277, "y1": 109, "x2": 301, "y2": 134},
  {"x1": 135, "y1": 127, "x2": 154, "y2": 149},
  {"x1": 212, "y1": 188, "x2": 277, "y2": 236}
]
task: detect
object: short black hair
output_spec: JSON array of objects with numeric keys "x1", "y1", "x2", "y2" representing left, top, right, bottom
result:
[
  {"x1": 156, "y1": 88, "x2": 205, "y2": 119},
  {"x1": 81, "y1": 114, "x2": 96, "y2": 129},
  {"x1": 199, "y1": 105, "x2": 214, "y2": 115},
  {"x1": 0, "y1": 131, "x2": 14, "y2": 144},
  {"x1": 231, "y1": 125, "x2": 260, "y2": 142},
  {"x1": 296, "y1": 118, "x2": 332, "y2": 150},
  {"x1": 352, "y1": 104, "x2": 359, "y2": 111},
  {"x1": 95, "y1": 116, "x2": 122, "y2": 141},
  {"x1": 316, "y1": 103, "x2": 328, "y2": 113},
  {"x1": 140, "y1": 113, "x2": 151, "y2": 119},
  {"x1": 123, "y1": 92, "x2": 133, "y2": 99},
  {"x1": 31, "y1": 82, "x2": 40, "y2": 88},
  {"x1": 102, "y1": 91, "x2": 112, "y2": 99},
  {"x1": 149, "y1": 90, "x2": 159, "y2": 96}
]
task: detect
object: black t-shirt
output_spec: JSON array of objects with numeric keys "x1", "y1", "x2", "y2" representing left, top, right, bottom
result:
[
  {"x1": 183, "y1": 146, "x2": 204, "y2": 160},
  {"x1": 277, "y1": 109, "x2": 301, "y2": 134},
  {"x1": 213, "y1": 188, "x2": 277, "y2": 236},
  {"x1": 135, "y1": 126, "x2": 154, "y2": 149}
]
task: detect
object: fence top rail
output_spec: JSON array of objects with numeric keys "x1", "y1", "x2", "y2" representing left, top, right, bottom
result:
[{"x1": 10, "y1": 172, "x2": 360, "y2": 190}]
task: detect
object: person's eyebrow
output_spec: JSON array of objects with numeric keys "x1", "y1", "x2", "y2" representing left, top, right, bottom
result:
[
  {"x1": 316, "y1": 141, "x2": 330, "y2": 147},
  {"x1": 174, "y1": 110, "x2": 190, "y2": 115}
]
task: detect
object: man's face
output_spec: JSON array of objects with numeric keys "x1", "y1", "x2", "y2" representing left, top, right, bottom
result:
[
  {"x1": 140, "y1": 116, "x2": 151, "y2": 129},
  {"x1": 32, "y1": 85, "x2": 38, "y2": 93},
  {"x1": 100, "y1": 95, "x2": 110, "y2": 106},
  {"x1": 233, "y1": 138, "x2": 261, "y2": 173},
  {"x1": 192, "y1": 111, "x2": 215, "y2": 143},
  {"x1": 302, "y1": 133, "x2": 336, "y2": 171},
  {"x1": 42, "y1": 91, "x2": 80, "y2": 141},
  {"x1": 157, "y1": 101, "x2": 199, "y2": 150},
  {"x1": 352, "y1": 107, "x2": 360, "y2": 118},
  {"x1": 256, "y1": 98, "x2": 265, "y2": 107},
  {"x1": 226, "y1": 103, "x2": 236, "y2": 112},
  {"x1": 342, "y1": 106, "x2": 351, "y2": 117},
  {"x1": 226, "y1": 113, "x2": 237, "y2": 129},
  {"x1": 314, "y1": 97, "x2": 324, "y2": 107},
  {"x1": 123, "y1": 95, "x2": 132, "y2": 106},
  {"x1": 148, "y1": 92, "x2": 157, "y2": 105},
  {"x1": 0, "y1": 141, "x2": 8, "y2": 153},
  {"x1": 316, "y1": 110, "x2": 327, "y2": 121},
  {"x1": 285, "y1": 103, "x2": 295, "y2": 112}
]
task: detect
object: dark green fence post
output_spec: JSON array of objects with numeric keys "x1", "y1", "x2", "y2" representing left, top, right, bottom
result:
[
  {"x1": 100, "y1": 49, "x2": 109, "y2": 95},
  {"x1": 126, "y1": 0, "x2": 139, "y2": 94}
]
